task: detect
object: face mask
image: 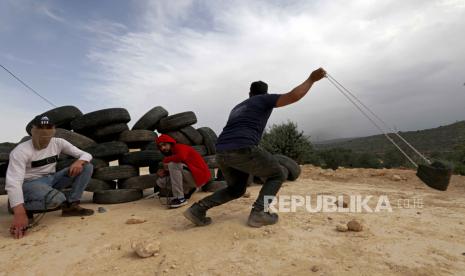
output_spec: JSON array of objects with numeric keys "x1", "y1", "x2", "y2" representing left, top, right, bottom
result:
[{"x1": 31, "y1": 128, "x2": 55, "y2": 150}]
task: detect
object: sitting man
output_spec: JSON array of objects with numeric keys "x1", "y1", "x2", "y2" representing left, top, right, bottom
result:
[
  {"x1": 155, "y1": 134, "x2": 211, "y2": 208},
  {"x1": 6, "y1": 115, "x2": 94, "y2": 239}
]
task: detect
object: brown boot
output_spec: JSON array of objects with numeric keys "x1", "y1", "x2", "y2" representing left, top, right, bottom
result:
[{"x1": 62, "y1": 201, "x2": 94, "y2": 217}]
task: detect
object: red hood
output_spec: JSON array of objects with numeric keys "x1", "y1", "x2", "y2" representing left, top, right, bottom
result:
[{"x1": 156, "y1": 134, "x2": 177, "y2": 145}]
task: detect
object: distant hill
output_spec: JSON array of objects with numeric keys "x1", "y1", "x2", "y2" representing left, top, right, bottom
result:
[{"x1": 314, "y1": 120, "x2": 465, "y2": 156}]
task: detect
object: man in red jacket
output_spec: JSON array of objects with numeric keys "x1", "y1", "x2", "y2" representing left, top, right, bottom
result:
[{"x1": 155, "y1": 134, "x2": 211, "y2": 208}]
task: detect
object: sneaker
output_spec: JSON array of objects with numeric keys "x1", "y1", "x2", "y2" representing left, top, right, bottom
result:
[
  {"x1": 184, "y1": 188, "x2": 197, "y2": 200},
  {"x1": 169, "y1": 197, "x2": 188, "y2": 208},
  {"x1": 183, "y1": 203, "x2": 212, "y2": 226},
  {"x1": 62, "y1": 202, "x2": 94, "y2": 217},
  {"x1": 247, "y1": 208, "x2": 279, "y2": 228}
]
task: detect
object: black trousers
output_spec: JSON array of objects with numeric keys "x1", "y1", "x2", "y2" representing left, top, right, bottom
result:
[{"x1": 199, "y1": 146, "x2": 285, "y2": 211}]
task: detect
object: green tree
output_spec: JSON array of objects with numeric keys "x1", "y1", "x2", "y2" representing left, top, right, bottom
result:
[
  {"x1": 383, "y1": 149, "x2": 406, "y2": 168},
  {"x1": 317, "y1": 148, "x2": 355, "y2": 170},
  {"x1": 355, "y1": 152, "x2": 382, "y2": 169},
  {"x1": 260, "y1": 121, "x2": 315, "y2": 164},
  {"x1": 452, "y1": 141, "x2": 465, "y2": 175}
]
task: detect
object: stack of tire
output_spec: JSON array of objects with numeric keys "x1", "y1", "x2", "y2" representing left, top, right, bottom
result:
[
  {"x1": 0, "y1": 143, "x2": 16, "y2": 195},
  {"x1": 132, "y1": 107, "x2": 222, "y2": 193},
  {"x1": 0, "y1": 105, "x2": 302, "y2": 202},
  {"x1": 0, "y1": 105, "x2": 224, "y2": 204}
]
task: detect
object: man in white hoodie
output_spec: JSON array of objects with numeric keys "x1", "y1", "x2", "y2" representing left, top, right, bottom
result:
[{"x1": 6, "y1": 115, "x2": 94, "y2": 239}]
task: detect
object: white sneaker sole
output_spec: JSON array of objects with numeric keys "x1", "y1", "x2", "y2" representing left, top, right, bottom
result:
[{"x1": 169, "y1": 201, "x2": 188, "y2": 208}]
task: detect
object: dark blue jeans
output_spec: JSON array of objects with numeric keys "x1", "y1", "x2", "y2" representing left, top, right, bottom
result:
[{"x1": 199, "y1": 146, "x2": 285, "y2": 211}]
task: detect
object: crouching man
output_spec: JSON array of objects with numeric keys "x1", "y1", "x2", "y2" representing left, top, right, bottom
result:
[
  {"x1": 155, "y1": 134, "x2": 211, "y2": 208},
  {"x1": 6, "y1": 116, "x2": 94, "y2": 239}
]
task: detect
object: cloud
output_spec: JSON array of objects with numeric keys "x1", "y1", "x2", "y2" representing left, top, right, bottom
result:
[
  {"x1": 39, "y1": 5, "x2": 65, "y2": 23},
  {"x1": 72, "y1": 1, "x2": 465, "y2": 140}
]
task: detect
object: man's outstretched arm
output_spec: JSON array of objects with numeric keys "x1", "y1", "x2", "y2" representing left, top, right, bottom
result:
[{"x1": 276, "y1": 67, "x2": 326, "y2": 108}]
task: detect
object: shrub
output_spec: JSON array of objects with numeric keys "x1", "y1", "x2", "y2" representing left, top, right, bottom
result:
[
  {"x1": 260, "y1": 121, "x2": 315, "y2": 164},
  {"x1": 317, "y1": 148, "x2": 356, "y2": 170},
  {"x1": 356, "y1": 152, "x2": 382, "y2": 169},
  {"x1": 383, "y1": 149, "x2": 406, "y2": 168}
]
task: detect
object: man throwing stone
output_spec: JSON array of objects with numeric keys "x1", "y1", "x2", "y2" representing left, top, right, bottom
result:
[
  {"x1": 6, "y1": 115, "x2": 94, "y2": 239},
  {"x1": 184, "y1": 67, "x2": 326, "y2": 227}
]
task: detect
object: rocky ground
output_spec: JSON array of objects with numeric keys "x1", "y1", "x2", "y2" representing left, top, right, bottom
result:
[{"x1": 0, "y1": 165, "x2": 464, "y2": 276}]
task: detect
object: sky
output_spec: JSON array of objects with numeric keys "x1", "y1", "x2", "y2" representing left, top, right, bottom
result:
[{"x1": 1, "y1": 0, "x2": 464, "y2": 143}]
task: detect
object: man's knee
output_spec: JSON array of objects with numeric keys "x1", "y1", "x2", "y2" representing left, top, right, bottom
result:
[
  {"x1": 167, "y1": 162, "x2": 183, "y2": 170},
  {"x1": 267, "y1": 166, "x2": 286, "y2": 183},
  {"x1": 82, "y1": 163, "x2": 94, "y2": 175}
]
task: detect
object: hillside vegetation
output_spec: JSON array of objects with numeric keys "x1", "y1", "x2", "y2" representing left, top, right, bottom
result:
[
  {"x1": 314, "y1": 120, "x2": 465, "y2": 156},
  {"x1": 262, "y1": 121, "x2": 465, "y2": 175}
]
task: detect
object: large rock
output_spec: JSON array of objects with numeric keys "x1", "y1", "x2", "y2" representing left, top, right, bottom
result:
[{"x1": 131, "y1": 239, "x2": 161, "y2": 258}]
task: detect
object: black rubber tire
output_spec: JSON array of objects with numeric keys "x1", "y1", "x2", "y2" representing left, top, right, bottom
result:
[
  {"x1": 192, "y1": 145, "x2": 208, "y2": 156},
  {"x1": 280, "y1": 165, "x2": 290, "y2": 182},
  {"x1": 91, "y1": 134, "x2": 122, "y2": 144},
  {"x1": 274, "y1": 154, "x2": 301, "y2": 181},
  {"x1": 92, "y1": 189, "x2": 143, "y2": 204},
  {"x1": 163, "y1": 131, "x2": 192, "y2": 145},
  {"x1": 253, "y1": 176, "x2": 266, "y2": 185},
  {"x1": 0, "y1": 162, "x2": 7, "y2": 178},
  {"x1": 247, "y1": 175, "x2": 254, "y2": 186},
  {"x1": 254, "y1": 165, "x2": 287, "y2": 184},
  {"x1": 209, "y1": 168, "x2": 216, "y2": 180},
  {"x1": 179, "y1": 126, "x2": 203, "y2": 145},
  {"x1": 132, "y1": 106, "x2": 169, "y2": 131},
  {"x1": 56, "y1": 159, "x2": 74, "y2": 171},
  {"x1": 143, "y1": 142, "x2": 157, "y2": 151},
  {"x1": 119, "y1": 150, "x2": 164, "y2": 167},
  {"x1": 0, "y1": 142, "x2": 17, "y2": 151},
  {"x1": 71, "y1": 108, "x2": 131, "y2": 131},
  {"x1": 149, "y1": 165, "x2": 158, "y2": 174},
  {"x1": 18, "y1": 136, "x2": 31, "y2": 143},
  {"x1": 202, "y1": 181, "x2": 227, "y2": 192},
  {"x1": 86, "y1": 178, "x2": 116, "y2": 192},
  {"x1": 83, "y1": 123, "x2": 129, "y2": 139},
  {"x1": 93, "y1": 165, "x2": 138, "y2": 181},
  {"x1": 119, "y1": 174, "x2": 158, "y2": 190},
  {"x1": 197, "y1": 127, "x2": 218, "y2": 155},
  {"x1": 119, "y1": 130, "x2": 157, "y2": 149},
  {"x1": 56, "y1": 158, "x2": 108, "y2": 172},
  {"x1": 0, "y1": 177, "x2": 6, "y2": 195},
  {"x1": 216, "y1": 168, "x2": 224, "y2": 181},
  {"x1": 203, "y1": 155, "x2": 218, "y2": 168},
  {"x1": 0, "y1": 153, "x2": 9, "y2": 162},
  {"x1": 92, "y1": 158, "x2": 109, "y2": 170},
  {"x1": 84, "y1": 141, "x2": 129, "y2": 162},
  {"x1": 0, "y1": 143, "x2": 16, "y2": 162},
  {"x1": 58, "y1": 153, "x2": 73, "y2": 161},
  {"x1": 26, "y1": 106, "x2": 83, "y2": 135},
  {"x1": 157, "y1": 111, "x2": 197, "y2": 132},
  {"x1": 54, "y1": 128, "x2": 97, "y2": 149}
]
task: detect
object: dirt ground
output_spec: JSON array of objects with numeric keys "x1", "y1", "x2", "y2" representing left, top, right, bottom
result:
[{"x1": 1, "y1": 165, "x2": 464, "y2": 276}]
